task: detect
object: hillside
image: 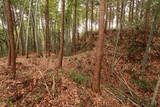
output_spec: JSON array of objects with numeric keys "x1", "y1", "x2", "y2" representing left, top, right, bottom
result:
[
  {"x1": 0, "y1": 32, "x2": 160, "y2": 106},
  {"x1": 0, "y1": 53, "x2": 121, "y2": 107},
  {"x1": 1, "y1": 0, "x2": 160, "y2": 106}
]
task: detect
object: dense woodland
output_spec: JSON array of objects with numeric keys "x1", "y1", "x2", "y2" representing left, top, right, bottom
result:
[{"x1": 0, "y1": 0, "x2": 160, "y2": 106}]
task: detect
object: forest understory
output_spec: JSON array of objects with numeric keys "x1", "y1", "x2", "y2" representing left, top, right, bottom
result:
[
  {"x1": 0, "y1": 31, "x2": 160, "y2": 107},
  {"x1": 1, "y1": 0, "x2": 160, "y2": 106}
]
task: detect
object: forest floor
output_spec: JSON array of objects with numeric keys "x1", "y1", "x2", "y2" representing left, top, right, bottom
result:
[
  {"x1": 0, "y1": 32, "x2": 160, "y2": 107},
  {"x1": 0, "y1": 53, "x2": 122, "y2": 107}
]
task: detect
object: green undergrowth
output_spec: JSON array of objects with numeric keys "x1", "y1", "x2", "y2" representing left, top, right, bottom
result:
[
  {"x1": 68, "y1": 69, "x2": 91, "y2": 87},
  {"x1": 130, "y1": 77, "x2": 157, "y2": 92},
  {"x1": 125, "y1": 69, "x2": 157, "y2": 92},
  {"x1": 45, "y1": 69, "x2": 55, "y2": 79}
]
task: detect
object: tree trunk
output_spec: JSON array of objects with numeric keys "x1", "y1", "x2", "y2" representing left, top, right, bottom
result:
[
  {"x1": 72, "y1": 0, "x2": 77, "y2": 54},
  {"x1": 129, "y1": 0, "x2": 132, "y2": 23},
  {"x1": 31, "y1": 5, "x2": 36, "y2": 52},
  {"x1": 92, "y1": 0, "x2": 106, "y2": 93},
  {"x1": 131, "y1": 0, "x2": 135, "y2": 23},
  {"x1": 120, "y1": 0, "x2": 124, "y2": 32},
  {"x1": 45, "y1": 0, "x2": 51, "y2": 57},
  {"x1": 12, "y1": 7, "x2": 18, "y2": 57},
  {"x1": 109, "y1": 5, "x2": 111, "y2": 30},
  {"x1": 34, "y1": 0, "x2": 40, "y2": 57},
  {"x1": 116, "y1": 0, "x2": 120, "y2": 29},
  {"x1": 85, "y1": 0, "x2": 89, "y2": 37},
  {"x1": 57, "y1": 0, "x2": 65, "y2": 69},
  {"x1": 91, "y1": 0, "x2": 94, "y2": 35},
  {"x1": 104, "y1": 2, "x2": 108, "y2": 32},
  {"x1": 144, "y1": 4, "x2": 150, "y2": 46},
  {"x1": 25, "y1": 0, "x2": 32, "y2": 58},
  {"x1": 135, "y1": 0, "x2": 139, "y2": 21},
  {"x1": 20, "y1": 21, "x2": 25, "y2": 56},
  {"x1": 4, "y1": 0, "x2": 16, "y2": 79},
  {"x1": 140, "y1": 0, "x2": 144, "y2": 20}
]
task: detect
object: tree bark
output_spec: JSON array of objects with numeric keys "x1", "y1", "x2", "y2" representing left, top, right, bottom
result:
[
  {"x1": 34, "y1": 0, "x2": 40, "y2": 57},
  {"x1": 129, "y1": 0, "x2": 132, "y2": 23},
  {"x1": 57, "y1": 0, "x2": 65, "y2": 69},
  {"x1": 104, "y1": 2, "x2": 108, "y2": 32},
  {"x1": 45, "y1": 0, "x2": 51, "y2": 57},
  {"x1": 85, "y1": 0, "x2": 89, "y2": 37},
  {"x1": 92, "y1": 0, "x2": 106, "y2": 93},
  {"x1": 120, "y1": 0, "x2": 124, "y2": 31},
  {"x1": 116, "y1": 0, "x2": 120, "y2": 29},
  {"x1": 25, "y1": 0, "x2": 32, "y2": 58},
  {"x1": 72, "y1": 0, "x2": 77, "y2": 54},
  {"x1": 4, "y1": 0, "x2": 16, "y2": 79},
  {"x1": 131, "y1": 0, "x2": 135, "y2": 23},
  {"x1": 91, "y1": 0, "x2": 94, "y2": 34},
  {"x1": 31, "y1": 3, "x2": 36, "y2": 53},
  {"x1": 109, "y1": 5, "x2": 111, "y2": 30}
]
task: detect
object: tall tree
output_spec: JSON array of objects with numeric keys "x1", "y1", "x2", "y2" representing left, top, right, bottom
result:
[
  {"x1": 57, "y1": 0, "x2": 65, "y2": 69},
  {"x1": 120, "y1": 0, "x2": 124, "y2": 32},
  {"x1": 4, "y1": 0, "x2": 16, "y2": 78},
  {"x1": 91, "y1": 0, "x2": 94, "y2": 35},
  {"x1": 128, "y1": 0, "x2": 132, "y2": 23},
  {"x1": 85, "y1": 0, "x2": 89, "y2": 37},
  {"x1": 131, "y1": 0, "x2": 135, "y2": 23},
  {"x1": 116, "y1": 0, "x2": 120, "y2": 28},
  {"x1": 92, "y1": 0, "x2": 106, "y2": 93},
  {"x1": 72, "y1": 0, "x2": 77, "y2": 54},
  {"x1": 45, "y1": 0, "x2": 51, "y2": 57},
  {"x1": 25, "y1": 0, "x2": 32, "y2": 58}
]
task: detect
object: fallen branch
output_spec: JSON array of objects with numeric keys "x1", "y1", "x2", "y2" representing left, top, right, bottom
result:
[{"x1": 150, "y1": 77, "x2": 160, "y2": 106}]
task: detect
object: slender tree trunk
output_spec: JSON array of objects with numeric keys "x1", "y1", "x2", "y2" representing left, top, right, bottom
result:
[
  {"x1": 131, "y1": 0, "x2": 135, "y2": 23},
  {"x1": 85, "y1": 0, "x2": 89, "y2": 37},
  {"x1": 104, "y1": 3, "x2": 108, "y2": 32},
  {"x1": 144, "y1": 4, "x2": 150, "y2": 46},
  {"x1": 91, "y1": 0, "x2": 94, "y2": 35},
  {"x1": 20, "y1": 20, "x2": 25, "y2": 56},
  {"x1": 12, "y1": 7, "x2": 18, "y2": 57},
  {"x1": 1, "y1": 13, "x2": 8, "y2": 49},
  {"x1": 140, "y1": 0, "x2": 144, "y2": 20},
  {"x1": 35, "y1": 0, "x2": 40, "y2": 57},
  {"x1": 116, "y1": 0, "x2": 119, "y2": 29},
  {"x1": 129, "y1": 0, "x2": 132, "y2": 23},
  {"x1": 4, "y1": 0, "x2": 16, "y2": 79},
  {"x1": 120, "y1": 0, "x2": 124, "y2": 32},
  {"x1": 8, "y1": 42, "x2": 11, "y2": 65},
  {"x1": 109, "y1": 5, "x2": 111, "y2": 30},
  {"x1": 141, "y1": 8, "x2": 158, "y2": 74},
  {"x1": 72, "y1": 0, "x2": 77, "y2": 54},
  {"x1": 57, "y1": 0, "x2": 65, "y2": 69},
  {"x1": 135, "y1": 0, "x2": 139, "y2": 21},
  {"x1": 31, "y1": 4, "x2": 36, "y2": 53},
  {"x1": 15, "y1": 4, "x2": 25, "y2": 56},
  {"x1": 111, "y1": 7, "x2": 114, "y2": 29},
  {"x1": 92, "y1": 0, "x2": 106, "y2": 93},
  {"x1": 16, "y1": 11, "x2": 21, "y2": 53},
  {"x1": 25, "y1": 0, "x2": 32, "y2": 58},
  {"x1": 45, "y1": 0, "x2": 51, "y2": 57}
]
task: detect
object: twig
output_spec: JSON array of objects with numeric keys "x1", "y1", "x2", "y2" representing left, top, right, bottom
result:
[
  {"x1": 52, "y1": 74, "x2": 55, "y2": 97},
  {"x1": 38, "y1": 70, "x2": 53, "y2": 98},
  {"x1": 150, "y1": 77, "x2": 160, "y2": 106},
  {"x1": 104, "y1": 88, "x2": 124, "y2": 105},
  {"x1": 106, "y1": 83, "x2": 140, "y2": 107}
]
